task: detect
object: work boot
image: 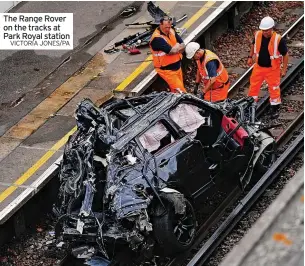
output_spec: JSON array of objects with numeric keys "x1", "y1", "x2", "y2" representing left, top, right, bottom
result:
[{"x1": 270, "y1": 105, "x2": 280, "y2": 119}]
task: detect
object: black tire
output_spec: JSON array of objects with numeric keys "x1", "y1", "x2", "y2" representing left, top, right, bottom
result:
[
  {"x1": 152, "y1": 196, "x2": 197, "y2": 256},
  {"x1": 255, "y1": 142, "x2": 276, "y2": 175},
  {"x1": 248, "y1": 142, "x2": 276, "y2": 189}
]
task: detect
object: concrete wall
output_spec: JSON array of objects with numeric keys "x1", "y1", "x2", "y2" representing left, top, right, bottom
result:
[{"x1": 0, "y1": 1, "x2": 21, "y2": 13}]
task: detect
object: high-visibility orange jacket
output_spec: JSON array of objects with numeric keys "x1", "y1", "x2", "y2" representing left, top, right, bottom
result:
[
  {"x1": 149, "y1": 28, "x2": 182, "y2": 68},
  {"x1": 254, "y1": 31, "x2": 282, "y2": 70},
  {"x1": 196, "y1": 50, "x2": 229, "y2": 101}
]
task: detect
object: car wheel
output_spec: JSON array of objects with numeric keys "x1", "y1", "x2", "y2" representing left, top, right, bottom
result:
[
  {"x1": 255, "y1": 142, "x2": 276, "y2": 174},
  {"x1": 153, "y1": 196, "x2": 197, "y2": 255}
]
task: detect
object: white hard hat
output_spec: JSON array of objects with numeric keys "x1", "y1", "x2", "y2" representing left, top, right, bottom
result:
[
  {"x1": 259, "y1": 16, "x2": 275, "y2": 30},
  {"x1": 185, "y1": 42, "x2": 200, "y2": 59}
]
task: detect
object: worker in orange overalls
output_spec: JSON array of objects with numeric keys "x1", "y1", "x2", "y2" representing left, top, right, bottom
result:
[
  {"x1": 185, "y1": 42, "x2": 230, "y2": 102},
  {"x1": 247, "y1": 16, "x2": 289, "y2": 118},
  {"x1": 149, "y1": 16, "x2": 186, "y2": 93}
]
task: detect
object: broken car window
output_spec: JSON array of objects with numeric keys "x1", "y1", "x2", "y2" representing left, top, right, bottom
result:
[
  {"x1": 169, "y1": 103, "x2": 210, "y2": 137},
  {"x1": 118, "y1": 108, "x2": 137, "y2": 117},
  {"x1": 139, "y1": 121, "x2": 175, "y2": 153}
]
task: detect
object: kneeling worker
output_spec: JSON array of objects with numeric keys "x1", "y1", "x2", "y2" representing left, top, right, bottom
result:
[
  {"x1": 185, "y1": 42, "x2": 230, "y2": 102},
  {"x1": 149, "y1": 16, "x2": 186, "y2": 93}
]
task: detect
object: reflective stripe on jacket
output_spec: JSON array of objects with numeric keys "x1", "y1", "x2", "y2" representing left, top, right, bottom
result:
[
  {"x1": 149, "y1": 28, "x2": 182, "y2": 68},
  {"x1": 254, "y1": 30, "x2": 282, "y2": 70},
  {"x1": 196, "y1": 50, "x2": 229, "y2": 90}
]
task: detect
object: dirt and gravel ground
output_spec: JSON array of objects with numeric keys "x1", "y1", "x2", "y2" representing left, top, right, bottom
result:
[
  {"x1": 0, "y1": 215, "x2": 63, "y2": 265},
  {"x1": 0, "y1": 2, "x2": 303, "y2": 266}
]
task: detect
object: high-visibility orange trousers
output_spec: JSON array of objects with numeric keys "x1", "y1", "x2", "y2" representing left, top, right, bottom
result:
[
  {"x1": 204, "y1": 82, "x2": 230, "y2": 102},
  {"x1": 248, "y1": 64, "x2": 281, "y2": 105},
  {"x1": 156, "y1": 67, "x2": 186, "y2": 93}
]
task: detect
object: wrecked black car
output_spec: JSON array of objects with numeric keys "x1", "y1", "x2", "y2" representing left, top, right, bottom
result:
[{"x1": 54, "y1": 92, "x2": 275, "y2": 260}]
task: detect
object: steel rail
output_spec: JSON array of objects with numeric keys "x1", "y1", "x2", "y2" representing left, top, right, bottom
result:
[
  {"x1": 168, "y1": 113, "x2": 304, "y2": 266},
  {"x1": 168, "y1": 15, "x2": 304, "y2": 266},
  {"x1": 184, "y1": 56, "x2": 304, "y2": 266},
  {"x1": 276, "y1": 111, "x2": 304, "y2": 146},
  {"x1": 186, "y1": 131, "x2": 303, "y2": 266},
  {"x1": 256, "y1": 58, "x2": 304, "y2": 117},
  {"x1": 57, "y1": 13, "x2": 305, "y2": 266}
]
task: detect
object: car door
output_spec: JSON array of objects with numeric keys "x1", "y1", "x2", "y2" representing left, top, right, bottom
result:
[
  {"x1": 154, "y1": 135, "x2": 211, "y2": 198},
  {"x1": 209, "y1": 115, "x2": 249, "y2": 186}
]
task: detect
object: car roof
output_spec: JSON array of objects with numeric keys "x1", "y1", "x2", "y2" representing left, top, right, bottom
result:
[{"x1": 108, "y1": 92, "x2": 216, "y2": 151}]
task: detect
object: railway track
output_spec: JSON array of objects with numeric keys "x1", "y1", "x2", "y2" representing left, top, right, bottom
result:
[
  {"x1": 58, "y1": 12, "x2": 304, "y2": 266},
  {"x1": 168, "y1": 16, "x2": 304, "y2": 266},
  {"x1": 184, "y1": 114, "x2": 303, "y2": 266},
  {"x1": 61, "y1": 109, "x2": 303, "y2": 266},
  {"x1": 165, "y1": 71, "x2": 304, "y2": 266},
  {"x1": 2, "y1": 5, "x2": 303, "y2": 266},
  {"x1": 60, "y1": 67, "x2": 303, "y2": 266}
]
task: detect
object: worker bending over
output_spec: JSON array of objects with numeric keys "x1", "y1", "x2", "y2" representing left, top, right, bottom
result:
[
  {"x1": 149, "y1": 16, "x2": 186, "y2": 93},
  {"x1": 247, "y1": 16, "x2": 288, "y2": 118},
  {"x1": 185, "y1": 42, "x2": 230, "y2": 102}
]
